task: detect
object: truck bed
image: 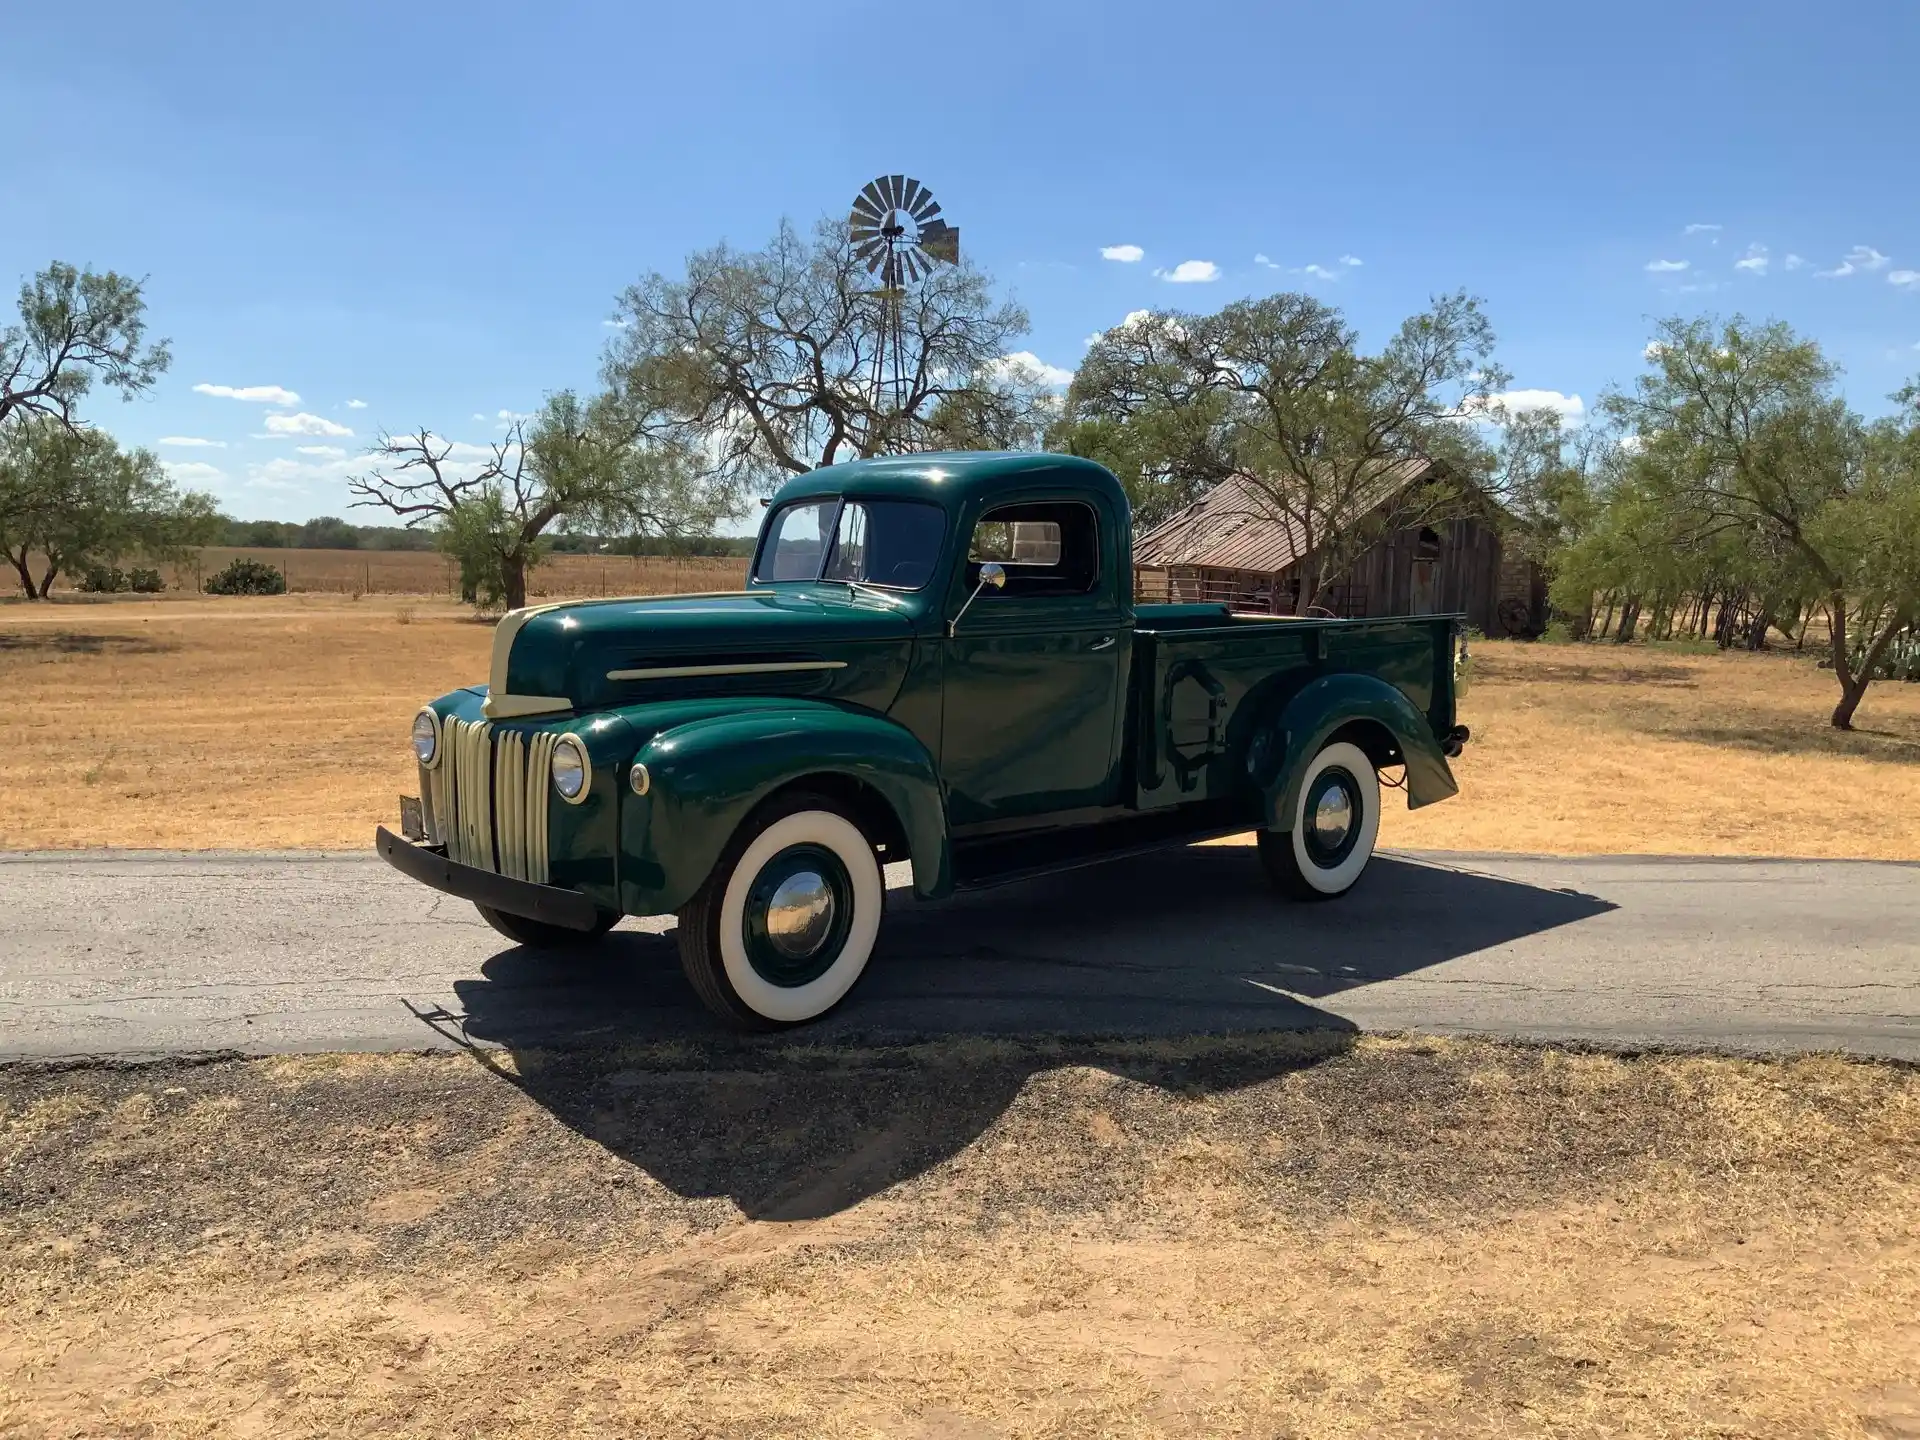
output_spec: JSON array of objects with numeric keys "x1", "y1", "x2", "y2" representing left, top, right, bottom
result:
[{"x1": 1129, "y1": 607, "x2": 1457, "y2": 811}]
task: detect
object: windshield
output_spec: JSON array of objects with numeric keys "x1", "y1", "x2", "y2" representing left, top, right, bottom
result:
[{"x1": 753, "y1": 499, "x2": 945, "y2": 590}]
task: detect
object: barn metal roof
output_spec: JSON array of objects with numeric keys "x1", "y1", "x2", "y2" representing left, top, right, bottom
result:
[{"x1": 1131, "y1": 458, "x2": 1442, "y2": 573}]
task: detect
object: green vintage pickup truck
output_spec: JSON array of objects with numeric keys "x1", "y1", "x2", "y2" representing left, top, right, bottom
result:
[{"x1": 378, "y1": 450, "x2": 1469, "y2": 1027}]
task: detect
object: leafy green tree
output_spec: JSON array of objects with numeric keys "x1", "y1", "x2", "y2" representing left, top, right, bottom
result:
[
  {"x1": 1601, "y1": 316, "x2": 1910, "y2": 727},
  {"x1": 1060, "y1": 292, "x2": 1505, "y2": 611},
  {"x1": 349, "y1": 390, "x2": 724, "y2": 610},
  {"x1": 297, "y1": 516, "x2": 360, "y2": 550},
  {"x1": 602, "y1": 218, "x2": 1039, "y2": 492},
  {"x1": 1, "y1": 263, "x2": 171, "y2": 430},
  {"x1": 0, "y1": 418, "x2": 221, "y2": 597}
]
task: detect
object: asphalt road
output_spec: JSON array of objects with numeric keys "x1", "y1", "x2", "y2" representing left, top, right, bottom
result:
[{"x1": 1, "y1": 846, "x2": 1916, "y2": 1063}]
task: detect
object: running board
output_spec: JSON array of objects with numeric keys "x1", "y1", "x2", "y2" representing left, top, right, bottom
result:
[{"x1": 950, "y1": 799, "x2": 1258, "y2": 891}]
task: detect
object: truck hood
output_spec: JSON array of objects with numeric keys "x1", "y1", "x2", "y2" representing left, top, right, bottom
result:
[{"x1": 486, "y1": 585, "x2": 918, "y2": 719}]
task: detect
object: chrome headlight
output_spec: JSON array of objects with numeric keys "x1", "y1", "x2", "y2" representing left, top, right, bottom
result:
[
  {"x1": 551, "y1": 735, "x2": 590, "y2": 803},
  {"x1": 412, "y1": 708, "x2": 440, "y2": 768}
]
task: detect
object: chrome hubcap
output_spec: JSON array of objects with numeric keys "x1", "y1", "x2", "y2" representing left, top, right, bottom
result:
[
  {"x1": 1311, "y1": 785, "x2": 1354, "y2": 849},
  {"x1": 764, "y1": 870, "x2": 836, "y2": 958}
]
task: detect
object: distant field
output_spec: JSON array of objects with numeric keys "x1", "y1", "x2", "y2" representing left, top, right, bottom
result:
[
  {"x1": 154, "y1": 547, "x2": 747, "y2": 599},
  {"x1": 1, "y1": 594, "x2": 1917, "y2": 853}
]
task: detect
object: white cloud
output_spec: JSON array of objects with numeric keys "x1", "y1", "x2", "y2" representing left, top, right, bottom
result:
[
  {"x1": 1784, "y1": 253, "x2": 1806, "y2": 271},
  {"x1": 1253, "y1": 253, "x2": 1281, "y2": 270},
  {"x1": 1100, "y1": 244, "x2": 1144, "y2": 263},
  {"x1": 1734, "y1": 244, "x2": 1769, "y2": 275},
  {"x1": 1485, "y1": 388, "x2": 1585, "y2": 421},
  {"x1": 1297, "y1": 263, "x2": 1339, "y2": 281},
  {"x1": 1154, "y1": 260, "x2": 1219, "y2": 283},
  {"x1": 494, "y1": 408, "x2": 534, "y2": 430},
  {"x1": 1084, "y1": 310, "x2": 1158, "y2": 347},
  {"x1": 262, "y1": 412, "x2": 354, "y2": 438},
  {"x1": 1645, "y1": 259, "x2": 1690, "y2": 273},
  {"x1": 295, "y1": 445, "x2": 347, "y2": 457},
  {"x1": 602, "y1": 317, "x2": 631, "y2": 329},
  {"x1": 1889, "y1": 270, "x2": 1920, "y2": 289},
  {"x1": 992, "y1": 351, "x2": 1075, "y2": 388},
  {"x1": 193, "y1": 383, "x2": 300, "y2": 405},
  {"x1": 345, "y1": 398, "x2": 368, "y2": 409},
  {"x1": 162, "y1": 461, "x2": 226, "y2": 484},
  {"x1": 1339, "y1": 254, "x2": 1362, "y2": 267},
  {"x1": 1819, "y1": 246, "x2": 1890, "y2": 280},
  {"x1": 1643, "y1": 341, "x2": 1668, "y2": 361},
  {"x1": 157, "y1": 436, "x2": 226, "y2": 448},
  {"x1": 1618, "y1": 434, "x2": 1646, "y2": 455},
  {"x1": 1683, "y1": 223, "x2": 1722, "y2": 236}
]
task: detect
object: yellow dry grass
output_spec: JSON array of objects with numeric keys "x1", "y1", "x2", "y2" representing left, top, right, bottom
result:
[
  {"x1": 158, "y1": 545, "x2": 748, "y2": 598},
  {"x1": 3, "y1": 1036, "x2": 1918, "y2": 1438},
  {"x1": 0, "y1": 596, "x2": 1916, "y2": 855},
  {"x1": 1379, "y1": 641, "x2": 1920, "y2": 858}
]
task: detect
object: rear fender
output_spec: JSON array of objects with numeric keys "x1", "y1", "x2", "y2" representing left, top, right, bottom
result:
[
  {"x1": 1254, "y1": 673, "x2": 1458, "y2": 830},
  {"x1": 621, "y1": 706, "x2": 950, "y2": 915}
]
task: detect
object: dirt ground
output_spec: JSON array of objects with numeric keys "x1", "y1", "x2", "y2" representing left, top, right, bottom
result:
[{"x1": 2, "y1": 1035, "x2": 1916, "y2": 1438}]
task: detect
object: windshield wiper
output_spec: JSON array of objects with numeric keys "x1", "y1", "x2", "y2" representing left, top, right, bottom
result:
[{"x1": 841, "y1": 579, "x2": 897, "y2": 605}]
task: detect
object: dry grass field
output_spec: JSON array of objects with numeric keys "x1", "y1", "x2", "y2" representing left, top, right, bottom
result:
[
  {"x1": 3, "y1": 1034, "x2": 1917, "y2": 1438},
  {"x1": 154, "y1": 546, "x2": 746, "y2": 599},
  {"x1": 0, "y1": 593, "x2": 1915, "y2": 855}
]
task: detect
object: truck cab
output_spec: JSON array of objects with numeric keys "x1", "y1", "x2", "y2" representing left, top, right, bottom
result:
[{"x1": 378, "y1": 451, "x2": 1467, "y2": 1028}]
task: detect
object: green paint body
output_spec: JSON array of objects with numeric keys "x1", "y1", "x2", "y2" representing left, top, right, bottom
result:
[{"x1": 417, "y1": 451, "x2": 1461, "y2": 917}]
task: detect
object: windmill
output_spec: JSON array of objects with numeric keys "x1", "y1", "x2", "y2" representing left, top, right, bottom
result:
[{"x1": 849, "y1": 174, "x2": 960, "y2": 430}]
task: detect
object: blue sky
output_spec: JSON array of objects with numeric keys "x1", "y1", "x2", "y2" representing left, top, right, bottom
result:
[{"x1": 4, "y1": 0, "x2": 1917, "y2": 525}]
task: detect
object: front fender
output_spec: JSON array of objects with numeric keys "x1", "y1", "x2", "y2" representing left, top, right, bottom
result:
[
  {"x1": 620, "y1": 706, "x2": 950, "y2": 916},
  {"x1": 1260, "y1": 673, "x2": 1458, "y2": 829}
]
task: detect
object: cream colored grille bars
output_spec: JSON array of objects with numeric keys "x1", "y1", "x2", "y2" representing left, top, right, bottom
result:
[{"x1": 417, "y1": 718, "x2": 557, "y2": 883}]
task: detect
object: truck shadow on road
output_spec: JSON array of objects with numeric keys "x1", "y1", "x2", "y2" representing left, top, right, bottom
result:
[{"x1": 447, "y1": 845, "x2": 1615, "y2": 1219}]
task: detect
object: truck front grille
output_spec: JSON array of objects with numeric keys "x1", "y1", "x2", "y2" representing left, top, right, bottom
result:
[{"x1": 418, "y1": 718, "x2": 557, "y2": 884}]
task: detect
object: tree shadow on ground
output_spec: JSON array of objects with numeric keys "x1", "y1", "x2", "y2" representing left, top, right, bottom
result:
[
  {"x1": 0, "y1": 632, "x2": 177, "y2": 655},
  {"x1": 442, "y1": 846, "x2": 1615, "y2": 1219}
]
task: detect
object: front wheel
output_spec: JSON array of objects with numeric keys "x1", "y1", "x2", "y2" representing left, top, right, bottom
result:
[
  {"x1": 1259, "y1": 740, "x2": 1381, "y2": 901},
  {"x1": 677, "y1": 796, "x2": 884, "y2": 1029},
  {"x1": 476, "y1": 904, "x2": 619, "y2": 949}
]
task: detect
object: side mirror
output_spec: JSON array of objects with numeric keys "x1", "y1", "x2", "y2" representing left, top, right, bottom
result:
[{"x1": 946, "y1": 561, "x2": 1007, "y2": 638}]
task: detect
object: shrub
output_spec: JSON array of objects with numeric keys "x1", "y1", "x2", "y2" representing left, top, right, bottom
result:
[
  {"x1": 205, "y1": 558, "x2": 287, "y2": 596},
  {"x1": 128, "y1": 567, "x2": 165, "y2": 593},
  {"x1": 77, "y1": 565, "x2": 128, "y2": 593}
]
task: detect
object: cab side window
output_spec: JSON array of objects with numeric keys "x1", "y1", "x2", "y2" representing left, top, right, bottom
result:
[{"x1": 965, "y1": 502, "x2": 1099, "y2": 598}]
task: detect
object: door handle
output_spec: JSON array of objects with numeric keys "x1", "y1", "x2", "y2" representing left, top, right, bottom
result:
[{"x1": 1090, "y1": 635, "x2": 1116, "y2": 651}]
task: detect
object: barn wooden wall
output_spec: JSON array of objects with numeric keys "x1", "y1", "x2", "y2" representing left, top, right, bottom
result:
[{"x1": 1136, "y1": 517, "x2": 1520, "y2": 633}]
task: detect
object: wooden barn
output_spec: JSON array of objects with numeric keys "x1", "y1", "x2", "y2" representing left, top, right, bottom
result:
[{"x1": 1131, "y1": 459, "x2": 1547, "y2": 636}]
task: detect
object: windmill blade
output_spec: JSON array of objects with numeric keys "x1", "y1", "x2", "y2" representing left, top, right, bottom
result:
[
  {"x1": 884, "y1": 174, "x2": 907, "y2": 208},
  {"x1": 851, "y1": 197, "x2": 887, "y2": 230},
  {"x1": 919, "y1": 219, "x2": 960, "y2": 265},
  {"x1": 859, "y1": 178, "x2": 890, "y2": 215},
  {"x1": 854, "y1": 238, "x2": 889, "y2": 271},
  {"x1": 850, "y1": 222, "x2": 885, "y2": 244},
  {"x1": 911, "y1": 193, "x2": 942, "y2": 222},
  {"x1": 900, "y1": 177, "x2": 926, "y2": 216}
]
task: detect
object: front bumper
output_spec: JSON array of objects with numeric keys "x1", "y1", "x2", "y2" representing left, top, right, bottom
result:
[{"x1": 374, "y1": 826, "x2": 602, "y2": 931}]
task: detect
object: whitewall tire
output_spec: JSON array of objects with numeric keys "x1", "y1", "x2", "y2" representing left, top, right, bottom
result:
[
  {"x1": 1258, "y1": 740, "x2": 1381, "y2": 901},
  {"x1": 678, "y1": 797, "x2": 884, "y2": 1028}
]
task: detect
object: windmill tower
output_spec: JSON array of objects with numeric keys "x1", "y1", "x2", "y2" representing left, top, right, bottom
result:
[{"x1": 848, "y1": 175, "x2": 960, "y2": 434}]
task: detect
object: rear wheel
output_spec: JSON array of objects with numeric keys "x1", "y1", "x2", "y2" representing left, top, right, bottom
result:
[
  {"x1": 677, "y1": 795, "x2": 884, "y2": 1029},
  {"x1": 476, "y1": 904, "x2": 618, "y2": 949},
  {"x1": 1259, "y1": 740, "x2": 1380, "y2": 900}
]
